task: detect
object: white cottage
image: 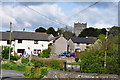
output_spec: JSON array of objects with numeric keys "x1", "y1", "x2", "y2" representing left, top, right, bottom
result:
[
  {"x1": 0, "y1": 31, "x2": 54, "y2": 56},
  {"x1": 68, "y1": 37, "x2": 96, "y2": 53}
]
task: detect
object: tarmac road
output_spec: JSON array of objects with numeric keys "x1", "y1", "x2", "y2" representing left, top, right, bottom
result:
[{"x1": 0, "y1": 69, "x2": 24, "y2": 80}]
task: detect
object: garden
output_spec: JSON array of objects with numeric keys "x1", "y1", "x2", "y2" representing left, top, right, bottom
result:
[{"x1": 1, "y1": 46, "x2": 66, "y2": 79}]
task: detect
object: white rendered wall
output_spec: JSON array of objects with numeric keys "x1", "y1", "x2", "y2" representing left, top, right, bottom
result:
[{"x1": 14, "y1": 40, "x2": 49, "y2": 55}]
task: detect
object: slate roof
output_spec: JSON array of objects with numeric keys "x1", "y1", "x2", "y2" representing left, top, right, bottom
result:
[
  {"x1": 0, "y1": 31, "x2": 54, "y2": 41},
  {"x1": 71, "y1": 37, "x2": 96, "y2": 44}
]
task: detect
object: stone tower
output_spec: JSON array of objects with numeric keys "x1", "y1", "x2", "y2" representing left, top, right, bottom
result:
[{"x1": 74, "y1": 22, "x2": 87, "y2": 36}]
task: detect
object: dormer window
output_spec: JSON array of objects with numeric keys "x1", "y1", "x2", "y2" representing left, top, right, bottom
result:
[
  {"x1": 18, "y1": 40, "x2": 22, "y2": 43},
  {"x1": 34, "y1": 40, "x2": 38, "y2": 44}
]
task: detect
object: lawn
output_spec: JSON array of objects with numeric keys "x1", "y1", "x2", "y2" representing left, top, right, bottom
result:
[{"x1": 67, "y1": 62, "x2": 80, "y2": 65}]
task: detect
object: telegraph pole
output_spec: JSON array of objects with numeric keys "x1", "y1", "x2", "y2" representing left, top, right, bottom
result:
[
  {"x1": 8, "y1": 22, "x2": 12, "y2": 62},
  {"x1": 104, "y1": 29, "x2": 108, "y2": 68}
]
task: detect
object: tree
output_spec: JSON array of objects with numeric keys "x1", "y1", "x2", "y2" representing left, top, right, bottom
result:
[
  {"x1": 35, "y1": 27, "x2": 46, "y2": 32},
  {"x1": 46, "y1": 27, "x2": 58, "y2": 36},
  {"x1": 63, "y1": 31, "x2": 75, "y2": 40},
  {"x1": 78, "y1": 27, "x2": 107, "y2": 37},
  {"x1": 109, "y1": 26, "x2": 120, "y2": 36},
  {"x1": 2, "y1": 46, "x2": 13, "y2": 59},
  {"x1": 79, "y1": 32, "x2": 120, "y2": 75}
]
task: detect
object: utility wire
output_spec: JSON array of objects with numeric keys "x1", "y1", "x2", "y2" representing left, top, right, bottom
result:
[
  {"x1": 72, "y1": 0, "x2": 101, "y2": 16},
  {"x1": 23, "y1": 4, "x2": 68, "y2": 27}
]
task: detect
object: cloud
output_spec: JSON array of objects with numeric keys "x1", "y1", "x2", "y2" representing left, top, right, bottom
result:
[
  {"x1": 0, "y1": 2, "x2": 118, "y2": 31},
  {"x1": 70, "y1": 2, "x2": 118, "y2": 28},
  {"x1": 1, "y1": 3, "x2": 69, "y2": 31}
]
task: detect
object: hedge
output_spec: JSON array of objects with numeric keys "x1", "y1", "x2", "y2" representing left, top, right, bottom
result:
[
  {"x1": 21, "y1": 58, "x2": 66, "y2": 70},
  {"x1": 24, "y1": 66, "x2": 50, "y2": 78}
]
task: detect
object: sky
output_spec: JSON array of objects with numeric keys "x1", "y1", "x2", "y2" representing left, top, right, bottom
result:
[{"x1": 0, "y1": 1, "x2": 119, "y2": 32}]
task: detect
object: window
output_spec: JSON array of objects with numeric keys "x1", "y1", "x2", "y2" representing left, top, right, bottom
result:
[
  {"x1": 86, "y1": 43, "x2": 89, "y2": 45},
  {"x1": 42, "y1": 44, "x2": 44, "y2": 47},
  {"x1": 17, "y1": 49, "x2": 25, "y2": 53},
  {"x1": 34, "y1": 40, "x2": 38, "y2": 44},
  {"x1": 34, "y1": 49, "x2": 41, "y2": 54},
  {"x1": 18, "y1": 40, "x2": 22, "y2": 43},
  {"x1": 7, "y1": 40, "x2": 11, "y2": 44}
]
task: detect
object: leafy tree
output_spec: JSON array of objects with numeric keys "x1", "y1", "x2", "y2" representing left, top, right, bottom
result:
[
  {"x1": 63, "y1": 31, "x2": 75, "y2": 40},
  {"x1": 46, "y1": 27, "x2": 58, "y2": 36},
  {"x1": 79, "y1": 30, "x2": 120, "y2": 75},
  {"x1": 35, "y1": 27, "x2": 46, "y2": 32},
  {"x1": 2, "y1": 46, "x2": 13, "y2": 59},
  {"x1": 57, "y1": 28, "x2": 64, "y2": 35},
  {"x1": 109, "y1": 26, "x2": 120, "y2": 36},
  {"x1": 79, "y1": 27, "x2": 107, "y2": 37},
  {"x1": 40, "y1": 49, "x2": 51, "y2": 58}
]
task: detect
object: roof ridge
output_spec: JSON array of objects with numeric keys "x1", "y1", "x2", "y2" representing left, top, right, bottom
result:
[{"x1": 13, "y1": 31, "x2": 47, "y2": 34}]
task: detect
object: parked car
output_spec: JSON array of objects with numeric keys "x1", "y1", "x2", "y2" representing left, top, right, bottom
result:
[
  {"x1": 58, "y1": 54, "x2": 66, "y2": 58},
  {"x1": 62, "y1": 52, "x2": 71, "y2": 57},
  {"x1": 68, "y1": 53, "x2": 76, "y2": 58}
]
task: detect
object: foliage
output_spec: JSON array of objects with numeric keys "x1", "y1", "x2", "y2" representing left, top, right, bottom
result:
[
  {"x1": 2, "y1": 46, "x2": 13, "y2": 59},
  {"x1": 46, "y1": 27, "x2": 58, "y2": 36},
  {"x1": 40, "y1": 49, "x2": 51, "y2": 58},
  {"x1": 79, "y1": 27, "x2": 107, "y2": 37},
  {"x1": 21, "y1": 58, "x2": 29, "y2": 64},
  {"x1": 79, "y1": 29, "x2": 120, "y2": 75},
  {"x1": 21, "y1": 58, "x2": 65, "y2": 70},
  {"x1": 75, "y1": 58, "x2": 79, "y2": 62},
  {"x1": 32, "y1": 58, "x2": 66, "y2": 70},
  {"x1": 109, "y1": 26, "x2": 120, "y2": 36},
  {"x1": 67, "y1": 62, "x2": 80, "y2": 65},
  {"x1": 10, "y1": 56, "x2": 21, "y2": 61},
  {"x1": 24, "y1": 66, "x2": 50, "y2": 78},
  {"x1": 2, "y1": 62, "x2": 25, "y2": 71},
  {"x1": 35, "y1": 27, "x2": 46, "y2": 32},
  {"x1": 63, "y1": 31, "x2": 75, "y2": 40}
]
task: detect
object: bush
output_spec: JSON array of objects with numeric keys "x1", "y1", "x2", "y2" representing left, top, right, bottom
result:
[
  {"x1": 11, "y1": 56, "x2": 21, "y2": 61},
  {"x1": 2, "y1": 46, "x2": 13, "y2": 59},
  {"x1": 2, "y1": 62, "x2": 25, "y2": 71},
  {"x1": 24, "y1": 66, "x2": 50, "y2": 78},
  {"x1": 75, "y1": 58, "x2": 79, "y2": 62},
  {"x1": 40, "y1": 49, "x2": 51, "y2": 58},
  {"x1": 21, "y1": 58, "x2": 29, "y2": 64},
  {"x1": 32, "y1": 60, "x2": 45, "y2": 67},
  {"x1": 32, "y1": 58, "x2": 66, "y2": 70}
]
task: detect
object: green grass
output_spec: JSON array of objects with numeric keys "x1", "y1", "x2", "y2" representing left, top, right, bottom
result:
[
  {"x1": 67, "y1": 62, "x2": 80, "y2": 65},
  {"x1": 2, "y1": 62, "x2": 25, "y2": 71}
]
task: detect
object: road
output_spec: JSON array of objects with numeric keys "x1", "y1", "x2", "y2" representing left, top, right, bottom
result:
[{"x1": 0, "y1": 69, "x2": 24, "y2": 80}]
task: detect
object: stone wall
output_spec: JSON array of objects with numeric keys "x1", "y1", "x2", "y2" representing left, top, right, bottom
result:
[{"x1": 43, "y1": 69, "x2": 119, "y2": 79}]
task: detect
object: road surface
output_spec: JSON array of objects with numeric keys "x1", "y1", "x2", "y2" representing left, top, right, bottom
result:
[{"x1": 0, "y1": 69, "x2": 24, "y2": 80}]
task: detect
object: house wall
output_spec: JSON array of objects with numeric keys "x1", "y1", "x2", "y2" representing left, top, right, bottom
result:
[
  {"x1": 14, "y1": 40, "x2": 49, "y2": 56},
  {"x1": 51, "y1": 36, "x2": 67, "y2": 55},
  {"x1": 68, "y1": 39, "x2": 92, "y2": 52},
  {"x1": 67, "y1": 39, "x2": 75, "y2": 53},
  {"x1": 0, "y1": 40, "x2": 50, "y2": 56}
]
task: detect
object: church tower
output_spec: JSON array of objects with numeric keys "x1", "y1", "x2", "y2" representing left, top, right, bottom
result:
[{"x1": 74, "y1": 22, "x2": 87, "y2": 36}]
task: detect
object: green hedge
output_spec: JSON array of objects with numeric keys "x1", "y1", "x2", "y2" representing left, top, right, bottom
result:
[
  {"x1": 21, "y1": 58, "x2": 66, "y2": 70},
  {"x1": 24, "y1": 66, "x2": 50, "y2": 78},
  {"x1": 2, "y1": 62, "x2": 25, "y2": 71}
]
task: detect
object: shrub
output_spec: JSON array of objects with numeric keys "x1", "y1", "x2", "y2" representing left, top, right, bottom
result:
[
  {"x1": 40, "y1": 49, "x2": 51, "y2": 58},
  {"x1": 32, "y1": 58, "x2": 66, "y2": 70},
  {"x1": 24, "y1": 66, "x2": 50, "y2": 78},
  {"x1": 32, "y1": 60, "x2": 45, "y2": 67},
  {"x1": 2, "y1": 62, "x2": 25, "y2": 71},
  {"x1": 2, "y1": 46, "x2": 13, "y2": 59},
  {"x1": 11, "y1": 56, "x2": 21, "y2": 61},
  {"x1": 75, "y1": 58, "x2": 79, "y2": 62},
  {"x1": 21, "y1": 58, "x2": 29, "y2": 64}
]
